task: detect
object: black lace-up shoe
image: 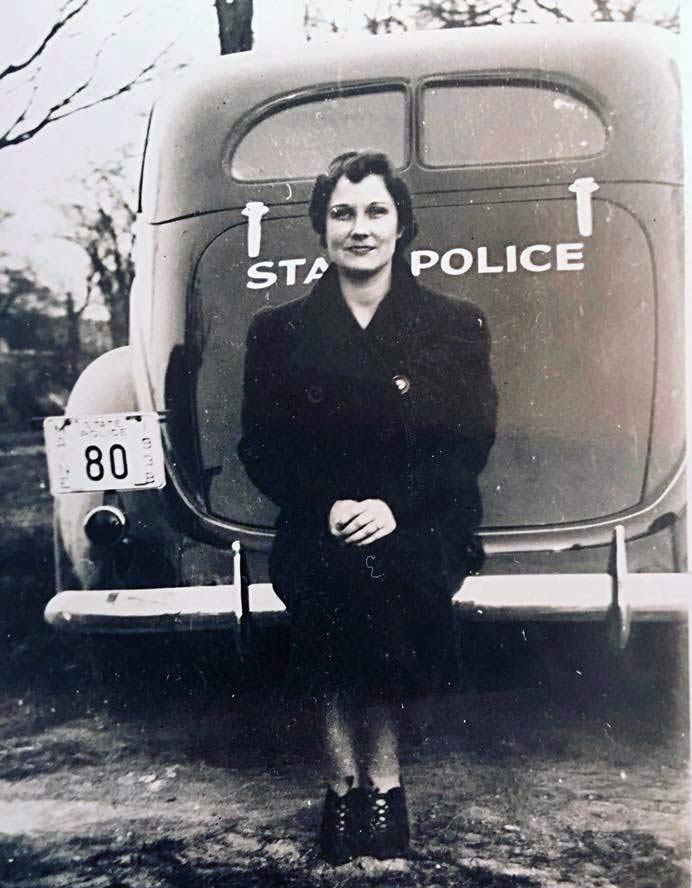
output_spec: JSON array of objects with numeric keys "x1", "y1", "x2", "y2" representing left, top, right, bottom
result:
[
  {"x1": 319, "y1": 786, "x2": 366, "y2": 865},
  {"x1": 363, "y1": 784, "x2": 410, "y2": 859}
]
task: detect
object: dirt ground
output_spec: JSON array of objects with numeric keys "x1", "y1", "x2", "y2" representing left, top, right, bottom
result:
[{"x1": 1, "y1": 436, "x2": 690, "y2": 887}]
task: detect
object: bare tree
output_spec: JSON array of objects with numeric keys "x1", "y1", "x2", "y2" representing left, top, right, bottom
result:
[
  {"x1": 65, "y1": 168, "x2": 136, "y2": 349},
  {"x1": 415, "y1": 1, "x2": 512, "y2": 27},
  {"x1": 1, "y1": 0, "x2": 171, "y2": 151},
  {"x1": 60, "y1": 289, "x2": 91, "y2": 376},
  {"x1": 413, "y1": 0, "x2": 680, "y2": 26},
  {"x1": 0, "y1": 259, "x2": 89, "y2": 375},
  {"x1": 419, "y1": 0, "x2": 679, "y2": 28},
  {"x1": 214, "y1": 0, "x2": 254, "y2": 54},
  {"x1": 0, "y1": 267, "x2": 45, "y2": 323},
  {"x1": 304, "y1": 1, "x2": 408, "y2": 38},
  {"x1": 303, "y1": 0, "x2": 679, "y2": 34},
  {"x1": 0, "y1": 216, "x2": 60, "y2": 340}
]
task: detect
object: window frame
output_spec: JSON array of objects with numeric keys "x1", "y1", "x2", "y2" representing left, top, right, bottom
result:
[
  {"x1": 416, "y1": 72, "x2": 610, "y2": 171},
  {"x1": 225, "y1": 80, "x2": 412, "y2": 184}
]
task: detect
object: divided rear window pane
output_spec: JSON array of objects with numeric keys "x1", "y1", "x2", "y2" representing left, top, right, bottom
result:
[
  {"x1": 422, "y1": 84, "x2": 606, "y2": 167},
  {"x1": 232, "y1": 90, "x2": 407, "y2": 181}
]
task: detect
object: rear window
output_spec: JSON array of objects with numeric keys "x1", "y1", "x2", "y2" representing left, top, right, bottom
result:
[
  {"x1": 421, "y1": 83, "x2": 607, "y2": 167},
  {"x1": 231, "y1": 88, "x2": 407, "y2": 181}
]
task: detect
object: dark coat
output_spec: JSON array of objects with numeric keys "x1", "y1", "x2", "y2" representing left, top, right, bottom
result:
[{"x1": 238, "y1": 260, "x2": 497, "y2": 607}]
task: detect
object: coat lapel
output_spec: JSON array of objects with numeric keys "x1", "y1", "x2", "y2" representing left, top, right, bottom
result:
[
  {"x1": 288, "y1": 265, "x2": 362, "y2": 377},
  {"x1": 366, "y1": 260, "x2": 421, "y2": 361},
  {"x1": 289, "y1": 260, "x2": 422, "y2": 379}
]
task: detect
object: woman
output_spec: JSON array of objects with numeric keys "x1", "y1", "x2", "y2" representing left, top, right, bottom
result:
[{"x1": 238, "y1": 151, "x2": 496, "y2": 864}]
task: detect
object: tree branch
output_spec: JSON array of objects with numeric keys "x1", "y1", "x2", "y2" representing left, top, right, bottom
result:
[
  {"x1": 0, "y1": 41, "x2": 173, "y2": 150},
  {"x1": 531, "y1": 0, "x2": 574, "y2": 22},
  {"x1": 652, "y1": 9, "x2": 679, "y2": 32},
  {"x1": 363, "y1": 14, "x2": 409, "y2": 33},
  {"x1": 0, "y1": 0, "x2": 90, "y2": 82},
  {"x1": 0, "y1": 70, "x2": 94, "y2": 148},
  {"x1": 591, "y1": 0, "x2": 616, "y2": 21},
  {"x1": 47, "y1": 41, "x2": 174, "y2": 124},
  {"x1": 621, "y1": 0, "x2": 642, "y2": 22},
  {"x1": 0, "y1": 81, "x2": 41, "y2": 146}
]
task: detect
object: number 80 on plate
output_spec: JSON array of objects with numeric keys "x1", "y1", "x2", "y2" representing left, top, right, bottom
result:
[{"x1": 43, "y1": 413, "x2": 166, "y2": 495}]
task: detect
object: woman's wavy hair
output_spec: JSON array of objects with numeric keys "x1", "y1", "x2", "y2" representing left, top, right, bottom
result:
[{"x1": 308, "y1": 150, "x2": 417, "y2": 254}]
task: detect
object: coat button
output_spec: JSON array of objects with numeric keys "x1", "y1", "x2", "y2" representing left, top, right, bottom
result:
[
  {"x1": 392, "y1": 374, "x2": 410, "y2": 394},
  {"x1": 306, "y1": 384, "x2": 324, "y2": 404}
]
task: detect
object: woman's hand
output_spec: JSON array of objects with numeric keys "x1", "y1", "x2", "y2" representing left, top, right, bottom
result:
[{"x1": 328, "y1": 499, "x2": 397, "y2": 546}]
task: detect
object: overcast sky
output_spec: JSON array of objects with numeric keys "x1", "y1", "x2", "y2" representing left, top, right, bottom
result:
[
  {"x1": 0, "y1": 1, "x2": 313, "y2": 293},
  {"x1": 0, "y1": 0, "x2": 684, "y2": 296}
]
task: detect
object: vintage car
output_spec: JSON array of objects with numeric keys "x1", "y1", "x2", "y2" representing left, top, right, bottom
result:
[{"x1": 43, "y1": 22, "x2": 687, "y2": 647}]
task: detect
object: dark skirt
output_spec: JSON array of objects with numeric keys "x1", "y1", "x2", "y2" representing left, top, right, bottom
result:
[{"x1": 276, "y1": 532, "x2": 461, "y2": 702}]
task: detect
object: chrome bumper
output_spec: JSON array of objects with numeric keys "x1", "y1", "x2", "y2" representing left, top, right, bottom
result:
[{"x1": 45, "y1": 527, "x2": 691, "y2": 644}]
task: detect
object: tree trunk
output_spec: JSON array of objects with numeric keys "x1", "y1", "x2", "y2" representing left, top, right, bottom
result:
[
  {"x1": 214, "y1": 0, "x2": 254, "y2": 55},
  {"x1": 63, "y1": 292, "x2": 83, "y2": 379},
  {"x1": 107, "y1": 288, "x2": 130, "y2": 348}
]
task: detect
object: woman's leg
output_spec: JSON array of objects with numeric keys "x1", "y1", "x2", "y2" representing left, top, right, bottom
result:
[
  {"x1": 357, "y1": 701, "x2": 410, "y2": 858},
  {"x1": 358, "y1": 702, "x2": 401, "y2": 790},
  {"x1": 319, "y1": 692, "x2": 365, "y2": 864},
  {"x1": 322, "y1": 691, "x2": 359, "y2": 794}
]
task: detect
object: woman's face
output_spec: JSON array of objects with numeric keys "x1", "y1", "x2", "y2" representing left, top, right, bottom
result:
[{"x1": 325, "y1": 173, "x2": 401, "y2": 276}]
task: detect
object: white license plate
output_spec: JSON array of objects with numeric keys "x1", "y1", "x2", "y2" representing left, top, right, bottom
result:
[{"x1": 43, "y1": 412, "x2": 166, "y2": 495}]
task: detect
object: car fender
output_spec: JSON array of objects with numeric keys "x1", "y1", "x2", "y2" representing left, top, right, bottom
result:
[{"x1": 56, "y1": 346, "x2": 181, "y2": 590}]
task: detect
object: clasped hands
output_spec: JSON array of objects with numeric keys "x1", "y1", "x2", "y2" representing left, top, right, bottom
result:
[{"x1": 328, "y1": 499, "x2": 397, "y2": 546}]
